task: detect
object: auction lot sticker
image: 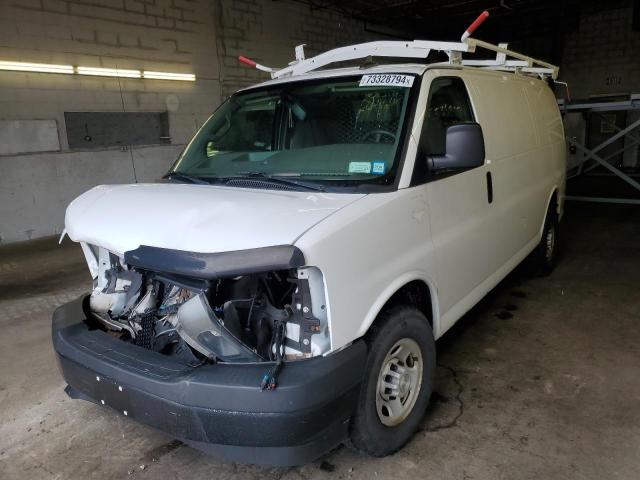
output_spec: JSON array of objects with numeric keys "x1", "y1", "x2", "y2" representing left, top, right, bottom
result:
[{"x1": 359, "y1": 74, "x2": 415, "y2": 87}]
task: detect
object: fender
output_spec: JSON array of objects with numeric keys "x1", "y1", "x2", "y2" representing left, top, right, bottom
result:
[
  {"x1": 355, "y1": 271, "x2": 440, "y2": 340},
  {"x1": 539, "y1": 186, "x2": 560, "y2": 238}
]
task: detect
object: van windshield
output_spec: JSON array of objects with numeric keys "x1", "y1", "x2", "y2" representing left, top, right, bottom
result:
[{"x1": 170, "y1": 75, "x2": 416, "y2": 191}]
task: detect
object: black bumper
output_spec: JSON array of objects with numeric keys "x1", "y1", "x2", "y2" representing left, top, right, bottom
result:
[{"x1": 52, "y1": 296, "x2": 367, "y2": 466}]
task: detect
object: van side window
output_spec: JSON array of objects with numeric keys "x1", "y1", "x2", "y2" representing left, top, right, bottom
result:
[{"x1": 420, "y1": 77, "x2": 474, "y2": 156}]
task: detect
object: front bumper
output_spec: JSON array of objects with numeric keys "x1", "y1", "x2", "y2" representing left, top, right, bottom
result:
[{"x1": 52, "y1": 296, "x2": 367, "y2": 466}]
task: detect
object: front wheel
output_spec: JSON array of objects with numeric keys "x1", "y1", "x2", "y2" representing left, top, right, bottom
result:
[{"x1": 348, "y1": 306, "x2": 435, "y2": 457}]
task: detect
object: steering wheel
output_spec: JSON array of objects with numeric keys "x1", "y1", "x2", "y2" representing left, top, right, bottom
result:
[{"x1": 362, "y1": 129, "x2": 397, "y2": 143}]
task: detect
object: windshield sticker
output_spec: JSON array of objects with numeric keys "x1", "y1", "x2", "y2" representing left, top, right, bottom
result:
[
  {"x1": 372, "y1": 161, "x2": 386, "y2": 174},
  {"x1": 349, "y1": 161, "x2": 372, "y2": 174},
  {"x1": 360, "y1": 74, "x2": 414, "y2": 88},
  {"x1": 206, "y1": 141, "x2": 219, "y2": 157}
]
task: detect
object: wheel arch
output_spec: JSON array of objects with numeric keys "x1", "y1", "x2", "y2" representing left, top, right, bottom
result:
[
  {"x1": 540, "y1": 187, "x2": 560, "y2": 236},
  {"x1": 357, "y1": 273, "x2": 439, "y2": 340}
]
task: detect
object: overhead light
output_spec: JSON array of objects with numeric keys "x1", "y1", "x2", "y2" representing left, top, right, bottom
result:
[
  {"x1": 0, "y1": 59, "x2": 196, "y2": 82},
  {"x1": 143, "y1": 71, "x2": 196, "y2": 81},
  {"x1": 0, "y1": 60, "x2": 74, "y2": 74},
  {"x1": 76, "y1": 66, "x2": 142, "y2": 78}
]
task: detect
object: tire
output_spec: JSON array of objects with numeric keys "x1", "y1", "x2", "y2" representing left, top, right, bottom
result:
[
  {"x1": 529, "y1": 205, "x2": 559, "y2": 276},
  {"x1": 348, "y1": 306, "x2": 435, "y2": 457}
]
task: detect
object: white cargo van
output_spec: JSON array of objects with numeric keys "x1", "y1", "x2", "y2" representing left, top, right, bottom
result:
[{"x1": 53, "y1": 38, "x2": 565, "y2": 465}]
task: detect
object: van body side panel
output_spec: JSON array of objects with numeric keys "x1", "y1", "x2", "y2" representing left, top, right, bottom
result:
[
  {"x1": 527, "y1": 83, "x2": 566, "y2": 224},
  {"x1": 438, "y1": 231, "x2": 541, "y2": 334},
  {"x1": 465, "y1": 73, "x2": 541, "y2": 261},
  {"x1": 295, "y1": 189, "x2": 438, "y2": 349},
  {"x1": 466, "y1": 71, "x2": 565, "y2": 248},
  {"x1": 424, "y1": 165, "x2": 496, "y2": 329},
  {"x1": 419, "y1": 71, "x2": 507, "y2": 331},
  {"x1": 426, "y1": 69, "x2": 565, "y2": 337}
]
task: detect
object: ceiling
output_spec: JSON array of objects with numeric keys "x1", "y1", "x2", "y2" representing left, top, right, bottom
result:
[
  {"x1": 288, "y1": 0, "x2": 630, "y2": 43},
  {"x1": 282, "y1": 0, "x2": 633, "y2": 64}
]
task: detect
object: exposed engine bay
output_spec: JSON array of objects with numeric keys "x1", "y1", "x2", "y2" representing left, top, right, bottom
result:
[{"x1": 84, "y1": 245, "x2": 330, "y2": 368}]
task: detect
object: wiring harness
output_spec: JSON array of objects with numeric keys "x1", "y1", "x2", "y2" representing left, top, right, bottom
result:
[{"x1": 260, "y1": 319, "x2": 287, "y2": 391}]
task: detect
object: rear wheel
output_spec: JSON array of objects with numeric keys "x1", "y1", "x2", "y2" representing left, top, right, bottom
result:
[
  {"x1": 348, "y1": 306, "x2": 435, "y2": 456},
  {"x1": 529, "y1": 205, "x2": 559, "y2": 276}
]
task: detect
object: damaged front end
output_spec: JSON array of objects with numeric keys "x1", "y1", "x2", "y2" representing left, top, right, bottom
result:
[
  {"x1": 54, "y1": 241, "x2": 366, "y2": 466},
  {"x1": 81, "y1": 243, "x2": 330, "y2": 376}
]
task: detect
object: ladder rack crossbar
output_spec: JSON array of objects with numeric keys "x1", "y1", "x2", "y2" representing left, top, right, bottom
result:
[
  {"x1": 466, "y1": 39, "x2": 559, "y2": 78},
  {"x1": 462, "y1": 60, "x2": 529, "y2": 67},
  {"x1": 273, "y1": 40, "x2": 474, "y2": 79}
]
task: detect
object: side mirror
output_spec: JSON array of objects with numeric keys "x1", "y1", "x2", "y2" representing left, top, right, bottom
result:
[{"x1": 429, "y1": 122, "x2": 485, "y2": 172}]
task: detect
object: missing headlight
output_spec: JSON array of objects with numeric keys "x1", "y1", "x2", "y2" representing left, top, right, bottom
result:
[{"x1": 84, "y1": 246, "x2": 330, "y2": 365}]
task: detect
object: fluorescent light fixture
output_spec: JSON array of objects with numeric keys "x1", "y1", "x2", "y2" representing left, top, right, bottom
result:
[
  {"x1": 76, "y1": 66, "x2": 142, "y2": 78},
  {"x1": 143, "y1": 71, "x2": 196, "y2": 81},
  {"x1": 0, "y1": 60, "x2": 74, "y2": 74},
  {"x1": 0, "y1": 59, "x2": 196, "y2": 81}
]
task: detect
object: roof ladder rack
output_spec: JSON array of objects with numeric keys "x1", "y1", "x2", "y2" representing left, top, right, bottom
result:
[
  {"x1": 239, "y1": 38, "x2": 558, "y2": 81},
  {"x1": 238, "y1": 10, "x2": 559, "y2": 81}
]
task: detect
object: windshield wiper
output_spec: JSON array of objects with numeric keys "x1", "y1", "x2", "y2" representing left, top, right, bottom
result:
[
  {"x1": 232, "y1": 172, "x2": 326, "y2": 192},
  {"x1": 163, "y1": 172, "x2": 211, "y2": 185}
]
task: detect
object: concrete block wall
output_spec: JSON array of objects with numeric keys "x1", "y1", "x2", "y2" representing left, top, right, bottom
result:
[
  {"x1": 0, "y1": 0, "x2": 371, "y2": 243},
  {"x1": 561, "y1": 4, "x2": 640, "y2": 99},
  {"x1": 560, "y1": 3, "x2": 640, "y2": 169},
  {"x1": 215, "y1": 0, "x2": 372, "y2": 99}
]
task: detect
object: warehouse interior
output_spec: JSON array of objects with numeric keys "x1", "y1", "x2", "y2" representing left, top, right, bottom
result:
[{"x1": 1, "y1": 0, "x2": 639, "y2": 479}]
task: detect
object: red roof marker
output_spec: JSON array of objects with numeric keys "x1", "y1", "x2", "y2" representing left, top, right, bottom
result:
[{"x1": 462, "y1": 10, "x2": 489, "y2": 41}]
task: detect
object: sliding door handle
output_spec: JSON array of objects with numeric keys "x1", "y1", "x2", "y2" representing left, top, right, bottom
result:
[{"x1": 486, "y1": 171, "x2": 493, "y2": 204}]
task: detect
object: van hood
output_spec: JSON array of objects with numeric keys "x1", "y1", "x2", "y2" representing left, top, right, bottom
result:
[{"x1": 65, "y1": 183, "x2": 366, "y2": 256}]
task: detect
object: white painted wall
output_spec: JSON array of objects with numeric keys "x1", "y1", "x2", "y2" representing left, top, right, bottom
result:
[
  {"x1": 0, "y1": 145, "x2": 182, "y2": 243},
  {"x1": 0, "y1": 120, "x2": 60, "y2": 155}
]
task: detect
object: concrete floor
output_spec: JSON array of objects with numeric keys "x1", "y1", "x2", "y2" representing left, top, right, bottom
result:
[{"x1": 1, "y1": 202, "x2": 639, "y2": 480}]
